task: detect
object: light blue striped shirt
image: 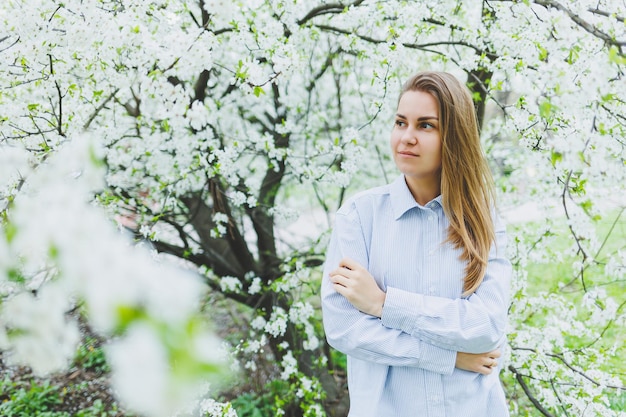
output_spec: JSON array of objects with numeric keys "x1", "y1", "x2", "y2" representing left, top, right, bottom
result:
[{"x1": 321, "y1": 175, "x2": 511, "y2": 417}]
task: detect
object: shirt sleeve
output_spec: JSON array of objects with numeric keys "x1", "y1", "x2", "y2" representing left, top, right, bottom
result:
[
  {"x1": 380, "y1": 214, "x2": 512, "y2": 354},
  {"x1": 321, "y1": 205, "x2": 457, "y2": 375}
]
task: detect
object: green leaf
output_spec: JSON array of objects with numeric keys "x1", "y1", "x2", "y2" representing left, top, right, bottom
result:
[
  {"x1": 567, "y1": 45, "x2": 581, "y2": 64},
  {"x1": 608, "y1": 45, "x2": 626, "y2": 65},
  {"x1": 539, "y1": 99, "x2": 556, "y2": 119},
  {"x1": 7, "y1": 268, "x2": 24, "y2": 284},
  {"x1": 115, "y1": 305, "x2": 147, "y2": 334},
  {"x1": 537, "y1": 44, "x2": 548, "y2": 62},
  {"x1": 4, "y1": 222, "x2": 17, "y2": 243},
  {"x1": 253, "y1": 86, "x2": 265, "y2": 97},
  {"x1": 48, "y1": 244, "x2": 59, "y2": 260},
  {"x1": 550, "y1": 151, "x2": 562, "y2": 167}
]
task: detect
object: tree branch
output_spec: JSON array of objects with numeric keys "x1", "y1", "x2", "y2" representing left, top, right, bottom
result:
[
  {"x1": 534, "y1": 0, "x2": 626, "y2": 49},
  {"x1": 181, "y1": 185, "x2": 257, "y2": 279},
  {"x1": 512, "y1": 346, "x2": 626, "y2": 390},
  {"x1": 508, "y1": 365, "x2": 556, "y2": 417},
  {"x1": 0, "y1": 35, "x2": 19, "y2": 53},
  {"x1": 150, "y1": 239, "x2": 255, "y2": 305},
  {"x1": 297, "y1": 0, "x2": 365, "y2": 26},
  {"x1": 243, "y1": 83, "x2": 290, "y2": 280},
  {"x1": 84, "y1": 89, "x2": 119, "y2": 130},
  {"x1": 559, "y1": 169, "x2": 588, "y2": 291},
  {"x1": 588, "y1": 7, "x2": 626, "y2": 24},
  {"x1": 314, "y1": 23, "x2": 489, "y2": 55}
]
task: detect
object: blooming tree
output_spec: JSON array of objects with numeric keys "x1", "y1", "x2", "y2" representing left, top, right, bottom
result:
[{"x1": 1, "y1": 0, "x2": 625, "y2": 416}]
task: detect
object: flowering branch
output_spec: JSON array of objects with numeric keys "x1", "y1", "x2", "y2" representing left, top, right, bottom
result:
[
  {"x1": 512, "y1": 346, "x2": 626, "y2": 390},
  {"x1": 534, "y1": 0, "x2": 626, "y2": 50},
  {"x1": 297, "y1": 0, "x2": 365, "y2": 25},
  {"x1": 508, "y1": 365, "x2": 556, "y2": 417}
]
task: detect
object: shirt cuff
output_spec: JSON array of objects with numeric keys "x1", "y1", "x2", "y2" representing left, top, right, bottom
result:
[
  {"x1": 381, "y1": 287, "x2": 456, "y2": 374},
  {"x1": 380, "y1": 286, "x2": 423, "y2": 335},
  {"x1": 418, "y1": 340, "x2": 456, "y2": 375}
]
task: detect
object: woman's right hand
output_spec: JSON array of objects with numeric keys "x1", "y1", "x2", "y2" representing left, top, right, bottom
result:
[{"x1": 455, "y1": 349, "x2": 501, "y2": 375}]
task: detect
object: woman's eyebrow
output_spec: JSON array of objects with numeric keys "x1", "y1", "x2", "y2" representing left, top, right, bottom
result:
[{"x1": 395, "y1": 113, "x2": 439, "y2": 121}]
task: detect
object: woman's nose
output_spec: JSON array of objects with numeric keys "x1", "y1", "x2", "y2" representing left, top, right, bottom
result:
[{"x1": 401, "y1": 128, "x2": 417, "y2": 145}]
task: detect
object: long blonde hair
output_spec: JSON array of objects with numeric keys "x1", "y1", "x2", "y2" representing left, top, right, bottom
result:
[{"x1": 401, "y1": 71, "x2": 495, "y2": 296}]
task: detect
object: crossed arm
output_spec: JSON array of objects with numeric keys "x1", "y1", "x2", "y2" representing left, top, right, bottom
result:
[
  {"x1": 329, "y1": 257, "x2": 503, "y2": 375},
  {"x1": 321, "y1": 208, "x2": 511, "y2": 376}
]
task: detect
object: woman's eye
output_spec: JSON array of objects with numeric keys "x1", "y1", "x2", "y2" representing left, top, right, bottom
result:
[
  {"x1": 395, "y1": 120, "x2": 406, "y2": 127},
  {"x1": 421, "y1": 122, "x2": 434, "y2": 129}
]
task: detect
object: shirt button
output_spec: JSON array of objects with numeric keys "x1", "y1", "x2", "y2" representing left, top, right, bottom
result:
[{"x1": 428, "y1": 215, "x2": 435, "y2": 221}]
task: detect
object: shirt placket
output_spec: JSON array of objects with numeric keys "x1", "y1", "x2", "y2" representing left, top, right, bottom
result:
[
  {"x1": 424, "y1": 204, "x2": 446, "y2": 416},
  {"x1": 425, "y1": 205, "x2": 439, "y2": 296},
  {"x1": 425, "y1": 373, "x2": 446, "y2": 417}
]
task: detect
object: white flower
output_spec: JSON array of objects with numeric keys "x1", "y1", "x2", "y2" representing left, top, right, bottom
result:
[
  {"x1": 203, "y1": 0, "x2": 237, "y2": 24},
  {"x1": 187, "y1": 101, "x2": 211, "y2": 131},
  {"x1": 198, "y1": 398, "x2": 238, "y2": 417},
  {"x1": 0, "y1": 145, "x2": 31, "y2": 190},
  {"x1": 244, "y1": 360, "x2": 257, "y2": 371},
  {"x1": 303, "y1": 333, "x2": 320, "y2": 351},
  {"x1": 220, "y1": 276, "x2": 243, "y2": 293},
  {"x1": 107, "y1": 324, "x2": 170, "y2": 417},
  {"x1": 264, "y1": 307, "x2": 288, "y2": 337},
  {"x1": 2, "y1": 283, "x2": 79, "y2": 375},
  {"x1": 250, "y1": 315, "x2": 266, "y2": 330},
  {"x1": 211, "y1": 212, "x2": 229, "y2": 238},
  {"x1": 248, "y1": 277, "x2": 262, "y2": 295},
  {"x1": 280, "y1": 351, "x2": 298, "y2": 380},
  {"x1": 289, "y1": 301, "x2": 314, "y2": 324},
  {"x1": 243, "y1": 339, "x2": 263, "y2": 354}
]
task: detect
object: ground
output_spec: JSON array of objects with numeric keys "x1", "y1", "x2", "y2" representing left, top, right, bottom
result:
[
  {"x1": 0, "y1": 313, "x2": 131, "y2": 417},
  {"x1": 0, "y1": 356, "x2": 127, "y2": 416}
]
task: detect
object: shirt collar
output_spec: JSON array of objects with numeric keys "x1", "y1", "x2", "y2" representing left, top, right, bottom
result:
[{"x1": 390, "y1": 175, "x2": 443, "y2": 220}]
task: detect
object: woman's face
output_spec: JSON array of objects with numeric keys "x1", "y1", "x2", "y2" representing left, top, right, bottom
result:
[{"x1": 390, "y1": 90, "x2": 442, "y2": 186}]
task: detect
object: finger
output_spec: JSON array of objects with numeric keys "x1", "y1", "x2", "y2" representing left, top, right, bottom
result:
[
  {"x1": 485, "y1": 350, "x2": 501, "y2": 360},
  {"x1": 339, "y1": 257, "x2": 362, "y2": 271},
  {"x1": 331, "y1": 265, "x2": 356, "y2": 277},
  {"x1": 484, "y1": 359, "x2": 498, "y2": 369},
  {"x1": 479, "y1": 367, "x2": 493, "y2": 375},
  {"x1": 333, "y1": 283, "x2": 349, "y2": 298},
  {"x1": 476, "y1": 362, "x2": 493, "y2": 375},
  {"x1": 329, "y1": 273, "x2": 349, "y2": 286}
]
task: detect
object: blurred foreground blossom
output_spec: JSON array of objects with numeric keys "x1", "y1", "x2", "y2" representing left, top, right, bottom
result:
[{"x1": 0, "y1": 136, "x2": 227, "y2": 417}]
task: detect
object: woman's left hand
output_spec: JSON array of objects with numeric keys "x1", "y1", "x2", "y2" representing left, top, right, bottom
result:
[{"x1": 329, "y1": 257, "x2": 386, "y2": 317}]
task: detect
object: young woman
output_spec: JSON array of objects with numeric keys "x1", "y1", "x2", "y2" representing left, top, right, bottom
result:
[{"x1": 321, "y1": 71, "x2": 511, "y2": 417}]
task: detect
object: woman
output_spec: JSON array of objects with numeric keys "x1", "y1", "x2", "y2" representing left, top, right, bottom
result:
[{"x1": 321, "y1": 71, "x2": 511, "y2": 416}]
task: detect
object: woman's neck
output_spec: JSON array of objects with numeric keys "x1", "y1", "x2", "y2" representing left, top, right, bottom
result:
[{"x1": 404, "y1": 175, "x2": 441, "y2": 206}]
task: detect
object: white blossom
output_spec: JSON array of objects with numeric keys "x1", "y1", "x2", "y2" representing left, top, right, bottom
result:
[
  {"x1": 107, "y1": 324, "x2": 170, "y2": 417},
  {"x1": 220, "y1": 276, "x2": 243, "y2": 293},
  {"x1": 265, "y1": 308, "x2": 288, "y2": 337},
  {"x1": 279, "y1": 350, "x2": 298, "y2": 380}
]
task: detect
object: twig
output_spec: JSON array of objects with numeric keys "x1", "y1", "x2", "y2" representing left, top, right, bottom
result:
[
  {"x1": 508, "y1": 365, "x2": 556, "y2": 417},
  {"x1": 297, "y1": 0, "x2": 365, "y2": 26},
  {"x1": 559, "y1": 169, "x2": 588, "y2": 291},
  {"x1": 83, "y1": 89, "x2": 119, "y2": 130},
  {"x1": 534, "y1": 0, "x2": 626, "y2": 48},
  {"x1": 512, "y1": 346, "x2": 626, "y2": 390}
]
